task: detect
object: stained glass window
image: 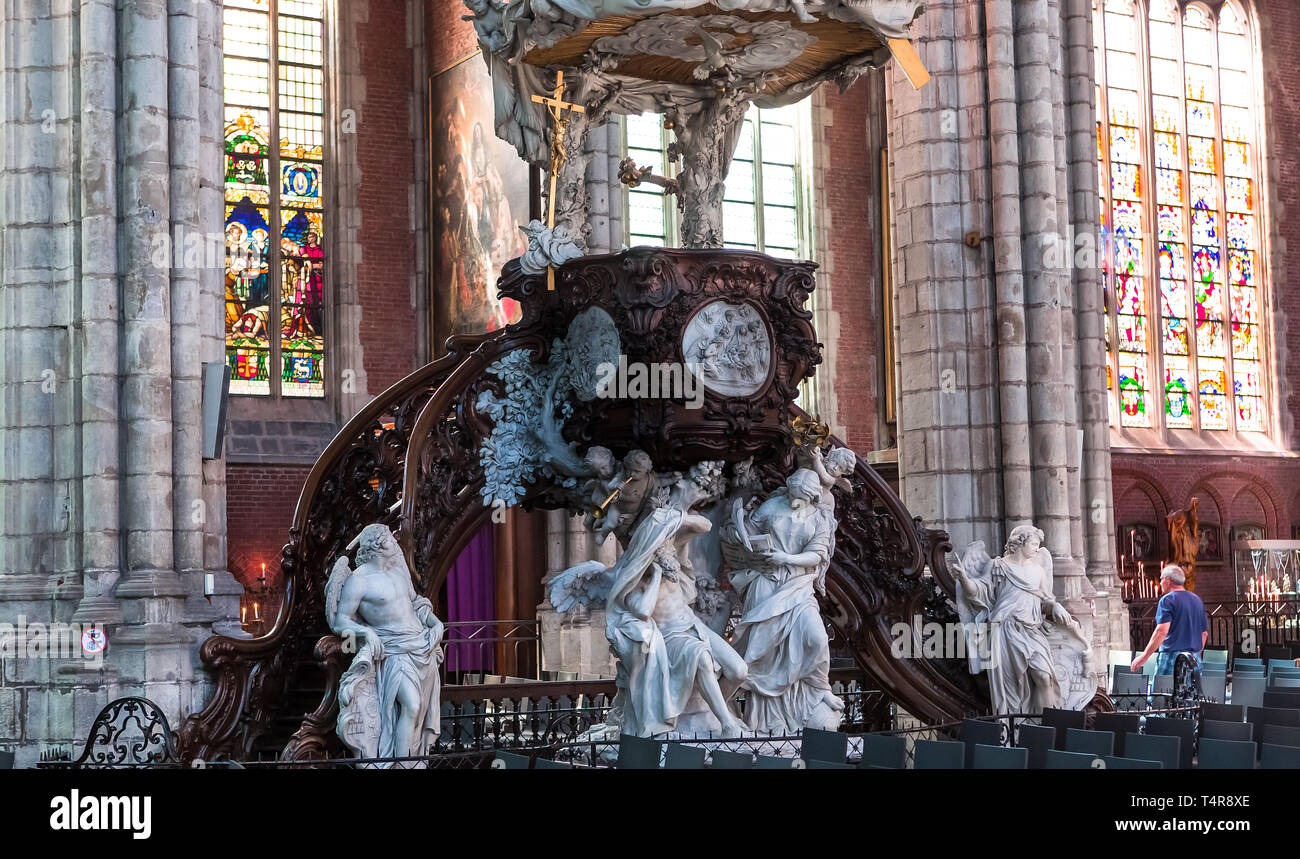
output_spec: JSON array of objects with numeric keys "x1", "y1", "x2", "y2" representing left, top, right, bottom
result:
[
  {"x1": 623, "y1": 104, "x2": 810, "y2": 257},
  {"x1": 223, "y1": 0, "x2": 327, "y2": 398},
  {"x1": 1095, "y1": 0, "x2": 1266, "y2": 434}
]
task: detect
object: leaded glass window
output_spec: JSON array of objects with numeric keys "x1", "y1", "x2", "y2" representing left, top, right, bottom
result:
[
  {"x1": 223, "y1": 0, "x2": 327, "y2": 398},
  {"x1": 623, "y1": 104, "x2": 811, "y2": 257},
  {"x1": 1095, "y1": 0, "x2": 1266, "y2": 435}
]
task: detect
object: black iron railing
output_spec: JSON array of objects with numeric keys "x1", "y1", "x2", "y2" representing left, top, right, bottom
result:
[{"x1": 1128, "y1": 598, "x2": 1300, "y2": 658}]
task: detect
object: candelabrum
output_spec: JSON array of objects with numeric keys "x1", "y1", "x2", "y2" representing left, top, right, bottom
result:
[
  {"x1": 1117, "y1": 554, "x2": 1163, "y2": 603},
  {"x1": 240, "y1": 563, "x2": 273, "y2": 636}
]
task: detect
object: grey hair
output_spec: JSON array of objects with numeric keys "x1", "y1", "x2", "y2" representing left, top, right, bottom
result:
[
  {"x1": 1160, "y1": 565, "x2": 1186, "y2": 585},
  {"x1": 1003, "y1": 525, "x2": 1045, "y2": 557}
]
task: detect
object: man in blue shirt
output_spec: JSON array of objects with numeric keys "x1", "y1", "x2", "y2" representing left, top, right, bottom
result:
[{"x1": 1132, "y1": 565, "x2": 1209, "y2": 675}]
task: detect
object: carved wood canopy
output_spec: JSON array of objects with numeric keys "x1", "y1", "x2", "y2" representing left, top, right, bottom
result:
[{"x1": 522, "y1": 6, "x2": 886, "y2": 97}]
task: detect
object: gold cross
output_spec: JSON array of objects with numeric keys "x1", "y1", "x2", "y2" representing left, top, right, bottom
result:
[{"x1": 530, "y1": 70, "x2": 585, "y2": 290}]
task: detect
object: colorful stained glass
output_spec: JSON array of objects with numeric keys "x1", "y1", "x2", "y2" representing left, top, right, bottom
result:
[
  {"x1": 1153, "y1": 132, "x2": 1180, "y2": 169},
  {"x1": 1111, "y1": 89, "x2": 1143, "y2": 128},
  {"x1": 1198, "y1": 358, "x2": 1229, "y2": 429},
  {"x1": 1165, "y1": 356, "x2": 1194, "y2": 428},
  {"x1": 1109, "y1": 126, "x2": 1140, "y2": 163},
  {"x1": 1099, "y1": 0, "x2": 1267, "y2": 434},
  {"x1": 1157, "y1": 206, "x2": 1184, "y2": 242},
  {"x1": 1192, "y1": 208, "x2": 1218, "y2": 246},
  {"x1": 223, "y1": 0, "x2": 326, "y2": 398},
  {"x1": 1225, "y1": 177, "x2": 1252, "y2": 213},
  {"x1": 1190, "y1": 173, "x2": 1218, "y2": 210},
  {"x1": 1163, "y1": 316, "x2": 1188, "y2": 355},
  {"x1": 1227, "y1": 214, "x2": 1254, "y2": 249},
  {"x1": 1196, "y1": 319, "x2": 1225, "y2": 356},
  {"x1": 1225, "y1": 141, "x2": 1250, "y2": 177},
  {"x1": 1112, "y1": 162, "x2": 1142, "y2": 200},
  {"x1": 1187, "y1": 101, "x2": 1216, "y2": 137},
  {"x1": 1228, "y1": 250, "x2": 1254, "y2": 288},
  {"x1": 1119, "y1": 353, "x2": 1150, "y2": 427},
  {"x1": 1235, "y1": 361, "x2": 1263, "y2": 430},
  {"x1": 1188, "y1": 137, "x2": 1216, "y2": 173},
  {"x1": 1158, "y1": 242, "x2": 1185, "y2": 280},
  {"x1": 1152, "y1": 95, "x2": 1181, "y2": 132},
  {"x1": 1156, "y1": 169, "x2": 1183, "y2": 205}
]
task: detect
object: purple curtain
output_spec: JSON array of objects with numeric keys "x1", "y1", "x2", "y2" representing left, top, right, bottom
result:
[{"x1": 444, "y1": 524, "x2": 496, "y2": 675}]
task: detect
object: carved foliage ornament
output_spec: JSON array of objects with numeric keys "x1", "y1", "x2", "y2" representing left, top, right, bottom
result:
[{"x1": 590, "y1": 15, "x2": 818, "y2": 79}]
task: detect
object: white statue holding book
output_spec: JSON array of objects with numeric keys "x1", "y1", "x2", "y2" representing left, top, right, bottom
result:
[{"x1": 722, "y1": 466, "x2": 844, "y2": 733}]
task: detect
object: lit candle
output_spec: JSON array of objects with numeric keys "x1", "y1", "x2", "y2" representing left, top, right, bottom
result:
[
  {"x1": 241, "y1": 605, "x2": 247, "y2": 624},
  {"x1": 253, "y1": 601, "x2": 260, "y2": 621}
]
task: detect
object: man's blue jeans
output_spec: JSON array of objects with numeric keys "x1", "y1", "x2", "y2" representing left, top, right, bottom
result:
[{"x1": 1155, "y1": 650, "x2": 1201, "y2": 676}]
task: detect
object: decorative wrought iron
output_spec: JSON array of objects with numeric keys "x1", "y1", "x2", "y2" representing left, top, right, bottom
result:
[{"x1": 43, "y1": 697, "x2": 179, "y2": 769}]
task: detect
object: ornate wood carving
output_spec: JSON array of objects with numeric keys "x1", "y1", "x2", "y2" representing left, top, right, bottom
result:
[{"x1": 178, "y1": 249, "x2": 990, "y2": 762}]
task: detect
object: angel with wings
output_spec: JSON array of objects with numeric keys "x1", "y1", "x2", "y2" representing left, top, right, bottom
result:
[
  {"x1": 547, "y1": 462, "x2": 748, "y2": 737},
  {"x1": 952, "y1": 525, "x2": 1092, "y2": 715},
  {"x1": 326, "y1": 524, "x2": 445, "y2": 764}
]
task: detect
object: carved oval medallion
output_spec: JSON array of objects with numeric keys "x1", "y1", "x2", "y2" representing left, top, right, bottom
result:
[{"x1": 681, "y1": 300, "x2": 772, "y2": 397}]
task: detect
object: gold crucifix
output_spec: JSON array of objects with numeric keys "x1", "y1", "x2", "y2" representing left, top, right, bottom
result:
[{"x1": 530, "y1": 69, "x2": 585, "y2": 290}]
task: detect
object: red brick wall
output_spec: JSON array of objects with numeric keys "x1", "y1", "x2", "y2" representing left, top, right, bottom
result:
[
  {"x1": 427, "y1": 0, "x2": 478, "y2": 70},
  {"x1": 356, "y1": 0, "x2": 418, "y2": 392},
  {"x1": 226, "y1": 464, "x2": 311, "y2": 616},
  {"x1": 823, "y1": 82, "x2": 880, "y2": 453}
]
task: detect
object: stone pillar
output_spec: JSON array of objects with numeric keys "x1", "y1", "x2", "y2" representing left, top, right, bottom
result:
[
  {"x1": 0, "y1": 0, "x2": 240, "y2": 762},
  {"x1": 888, "y1": 0, "x2": 1120, "y2": 688}
]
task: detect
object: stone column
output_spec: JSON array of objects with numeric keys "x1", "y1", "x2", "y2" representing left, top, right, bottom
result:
[
  {"x1": 888, "y1": 0, "x2": 1120, "y2": 685},
  {"x1": 0, "y1": 0, "x2": 240, "y2": 761}
]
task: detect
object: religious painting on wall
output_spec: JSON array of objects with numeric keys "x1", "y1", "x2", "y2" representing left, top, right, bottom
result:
[
  {"x1": 1120, "y1": 523, "x2": 1157, "y2": 562},
  {"x1": 1231, "y1": 523, "x2": 1265, "y2": 547},
  {"x1": 428, "y1": 53, "x2": 536, "y2": 356},
  {"x1": 1197, "y1": 523, "x2": 1222, "y2": 564}
]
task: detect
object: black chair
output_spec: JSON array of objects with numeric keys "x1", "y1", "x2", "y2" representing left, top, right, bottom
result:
[
  {"x1": 711, "y1": 750, "x2": 754, "y2": 769},
  {"x1": 616, "y1": 734, "x2": 662, "y2": 769},
  {"x1": 756, "y1": 754, "x2": 799, "y2": 769},
  {"x1": 800, "y1": 728, "x2": 848, "y2": 764},
  {"x1": 972, "y1": 744, "x2": 1027, "y2": 769},
  {"x1": 0, "y1": 750, "x2": 14, "y2": 770},
  {"x1": 1262, "y1": 723, "x2": 1300, "y2": 748},
  {"x1": 1104, "y1": 755, "x2": 1161, "y2": 769},
  {"x1": 1261, "y1": 743, "x2": 1300, "y2": 769},
  {"x1": 1143, "y1": 718, "x2": 1196, "y2": 769},
  {"x1": 1200, "y1": 719, "x2": 1254, "y2": 742},
  {"x1": 859, "y1": 734, "x2": 907, "y2": 770},
  {"x1": 664, "y1": 743, "x2": 706, "y2": 769},
  {"x1": 1124, "y1": 733, "x2": 1181, "y2": 771},
  {"x1": 1093, "y1": 713, "x2": 1140, "y2": 756},
  {"x1": 1042, "y1": 708, "x2": 1086, "y2": 749},
  {"x1": 913, "y1": 739, "x2": 964, "y2": 769},
  {"x1": 1066, "y1": 728, "x2": 1115, "y2": 758},
  {"x1": 1263, "y1": 691, "x2": 1300, "y2": 709},
  {"x1": 1045, "y1": 749, "x2": 1098, "y2": 769},
  {"x1": 1200, "y1": 702, "x2": 1244, "y2": 723},
  {"x1": 534, "y1": 758, "x2": 573, "y2": 769},
  {"x1": 806, "y1": 759, "x2": 855, "y2": 769},
  {"x1": 1197, "y1": 737, "x2": 1255, "y2": 769},
  {"x1": 492, "y1": 751, "x2": 532, "y2": 769},
  {"x1": 1261, "y1": 645, "x2": 1292, "y2": 664},
  {"x1": 961, "y1": 718, "x2": 1004, "y2": 767},
  {"x1": 1015, "y1": 723, "x2": 1055, "y2": 770}
]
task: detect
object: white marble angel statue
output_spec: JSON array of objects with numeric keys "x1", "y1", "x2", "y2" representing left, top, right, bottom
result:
[
  {"x1": 951, "y1": 525, "x2": 1092, "y2": 714},
  {"x1": 548, "y1": 462, "x2": 749, "y2": 737},
  {"x1": 722, "y1": 467, "x2": 844, "y2": 733},
  {"x1": 327, "y1": 524, "x2": 445, "y2": 763}
]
